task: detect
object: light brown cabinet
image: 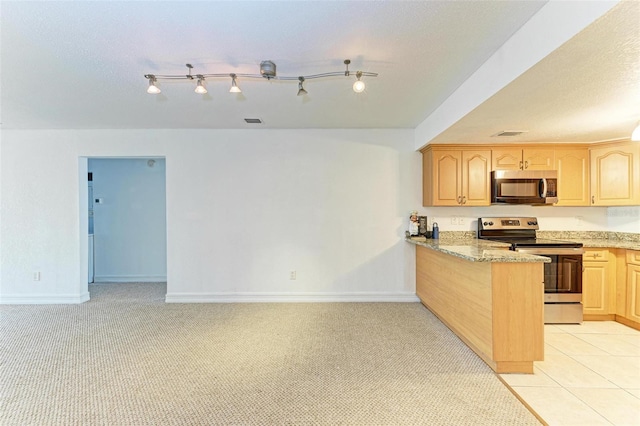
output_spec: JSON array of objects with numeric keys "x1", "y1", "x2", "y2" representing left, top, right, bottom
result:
[
  {"x1": 590, "y1": 142, "x2": 640, "y2": 206},
  {"x1": 582, "y1": 249, "x2": 614, "y2": 318},
  {"x1": 420, "y1": 141, "x2": 638, "y2": 207},
  {"x1": 554, "y1": 147, "x2": 590, "y2": 206},
  {"x1": 625, "y1": 250, "x2": 640, "y2": 324},
  {"x1": 492, "y1": 147, "x2": 554, "y2": 171},
  {"x1": 422, "y1": 148, "x2": 491, "y2": 206}
]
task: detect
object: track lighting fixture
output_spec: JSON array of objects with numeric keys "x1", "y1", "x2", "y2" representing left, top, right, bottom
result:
[
  {"x1": 229, "y1": 74, "x2": 241, "y2": 93},
  {"x1": 194, "y1": 78, "x2": 207, "y2": 94},
  {"x1": 144, "y1": 59, "x2": 377, "y2": 96},
  {"x1": 297, "y1": 77, "x2": 307, "y2": 96}
]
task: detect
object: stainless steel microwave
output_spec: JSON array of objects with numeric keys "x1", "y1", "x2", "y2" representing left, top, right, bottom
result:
[{"x1": 491, "y1": 170, "x2": 558, "y2": 205}]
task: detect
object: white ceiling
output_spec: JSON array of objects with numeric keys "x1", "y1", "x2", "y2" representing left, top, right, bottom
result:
[{"x1": 1, "y1": 1, "x2": 639, "y2": 144}]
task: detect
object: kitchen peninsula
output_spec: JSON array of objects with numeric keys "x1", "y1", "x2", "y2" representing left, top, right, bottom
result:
[{"x1": 407, "y1": 238, "x2": 549, "y2": 374}]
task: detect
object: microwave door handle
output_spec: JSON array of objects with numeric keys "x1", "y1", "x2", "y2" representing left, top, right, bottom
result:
[{"x1": 541, "y1": 178, "x2": 548, "y2": 198}]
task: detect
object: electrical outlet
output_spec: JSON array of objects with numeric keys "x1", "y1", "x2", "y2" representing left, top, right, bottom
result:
[
  {"x1": 451, "y1": 217, "x2": 458, "y2": 225},
  {"x1": 289, "y1": 270, "x2": 297, "y2": 280},
  {"x1": 458, "y1": 217, "x2": 466, "y2": 226},
  {"x1": 33, "y1": 271, "x2": 41, "y2": 281}
]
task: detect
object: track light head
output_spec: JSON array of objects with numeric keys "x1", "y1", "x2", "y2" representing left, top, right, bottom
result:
[
  {"x1": 297, "y1": 76, "x2": 307, "y2": 96},
  {"x1": 195, "y1": 77, "x2": 207, "y2": 94},
  {"x1": 146, "y1": 75, "x2": 161, "y2": 94},
  {"x1": 229, "y1": 74, "x2": 241, "y2": 93},
  {"x1": 352, "y1": 71, "x2": 365, "y2": 93}
]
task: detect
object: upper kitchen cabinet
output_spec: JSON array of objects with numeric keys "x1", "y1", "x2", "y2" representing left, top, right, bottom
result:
[
  {"x1": 554, "y1": 147, "x2": 590, "y2": 206},
  {"x1": 590, "y1": 142, "x2": 640, "y2": 206},
  {"x1": 422, "y1": 147, "x2": 491, "y2": 206},
  {"x1": 492, "y1": 147, "x2": 555, "y2": 171}
]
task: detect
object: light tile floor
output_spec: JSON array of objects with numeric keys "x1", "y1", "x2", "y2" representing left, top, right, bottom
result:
[{"x1": 500, "y1": 321, "x2": 640, "y2": 426}]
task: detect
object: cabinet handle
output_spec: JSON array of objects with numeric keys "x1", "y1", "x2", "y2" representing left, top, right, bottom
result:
[
  {"x1": 457, "y1": 196, "x2": 462, "y2": 204},
  {"x1": 525, "y1": 160, "x2": 529, "y2": 169},
  {"x1": 591, "y1": 195, "x2": 595, "y2": 204},
  {"x1": 462, "y1": 196, "x2": 467, "y2": 204},
  {"x1": 519, "y1": 161, "x2": 523, "y2": 170}
]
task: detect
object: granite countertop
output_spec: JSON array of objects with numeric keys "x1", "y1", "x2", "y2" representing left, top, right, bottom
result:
[
  {"x1": 405, "y1": 238, "x2": 551, "y2": 263},
  {"x1": 536, "y1": 231, "x2": 640, "y2": 251}
]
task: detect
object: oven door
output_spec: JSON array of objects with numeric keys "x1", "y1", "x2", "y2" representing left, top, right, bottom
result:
[{"x1": 514, "y1": 247, "x2": 583, "y2": 303}]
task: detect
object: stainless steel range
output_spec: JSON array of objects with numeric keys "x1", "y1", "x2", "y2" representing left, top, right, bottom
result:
[{"x1": 477, "y1": 217, "x2": 584, "y2": 324}]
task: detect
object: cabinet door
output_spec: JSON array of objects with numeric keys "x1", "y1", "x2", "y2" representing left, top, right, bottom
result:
[
  {"x1": 492, "y1": 148, "x2": 522, "y2": 171},
  {"x1": 555, "y1": 148, "x2": 589, "y2": 206},
  {"x1": 626, "y1": 264, "x2": 640, "y2": 323},
  {"x1": 590, "y1": 144, "x2": 640, "y2": 206},
  {"x1": 432, "y1": 150, "x2": 462, "y2": 206},
  {"x1": 523, "y1": 148, "x2": 555, "y2": 170},
  {"x1": 461, "y1": 150, "x2": 491, "y2": 206},
  {"x1": 583, "y1": 261, "x2": 609, "y2": 315}
]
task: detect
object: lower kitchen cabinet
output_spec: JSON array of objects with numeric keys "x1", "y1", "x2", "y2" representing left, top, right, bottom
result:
[
  {"x1": 582, "y1": 249, "x2": 615, "y2": 319},
  {"x1": 625, "y1": 250, "x2": 640, "y2": 324}
]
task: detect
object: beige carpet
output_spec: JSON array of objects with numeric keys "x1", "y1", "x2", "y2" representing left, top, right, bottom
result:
[{"x1": 0, "y1": 283, "x2": 540, "y2": 425}]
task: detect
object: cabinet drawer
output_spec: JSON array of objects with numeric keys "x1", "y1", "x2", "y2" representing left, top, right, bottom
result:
[
  {"x1": 627, "y1": 250, "x2": 640, "y2": 266},
  {"x1": 584, "y1": 249, "x2": 608, "y2": 261}
]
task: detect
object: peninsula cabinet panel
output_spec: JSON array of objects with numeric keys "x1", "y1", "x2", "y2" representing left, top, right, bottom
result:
[
  {"x1": 422, "y1": 148, "x2": 490, "y2": 206},
  {"x1": 415, "y1": 245, "x2": 543, "y2": 374},
  {"x1": 554, "y1": 147, "x2": 590, "y2": 206},
  {"x1": 590, "y1": 143, "x2": 640, "y2": 206}
]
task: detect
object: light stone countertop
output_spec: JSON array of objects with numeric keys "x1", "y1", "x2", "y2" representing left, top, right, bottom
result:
[
  {"x1": 565, "y1": 239, "x2": 640, "y2": 250},
  {"x1": 536, "y1": 231, "x2": 640, "y2": 251},
  {"x1": 405, "y1": 238, "x2": 551, "y2": 263}
]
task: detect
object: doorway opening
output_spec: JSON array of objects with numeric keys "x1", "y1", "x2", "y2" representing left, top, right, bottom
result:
[{"x1": 81, "y1": 157, "x2": 167, "y2": 293}]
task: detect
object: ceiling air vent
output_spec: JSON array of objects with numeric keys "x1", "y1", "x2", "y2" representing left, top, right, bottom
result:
[
  {"x1": 492, "y1": 130, "x2": 528, "y2": 137},
  {"x1": 244, "y1": 118, "x2": 263, "y2": 124}
]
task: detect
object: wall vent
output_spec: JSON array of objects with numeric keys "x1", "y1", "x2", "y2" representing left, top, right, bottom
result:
[
  {"x1": 492, "y1": 130, "x2": 528, "y2": 137},
  {"x1": 244, "y1": 118, "x2": 263, "y2": 124}
]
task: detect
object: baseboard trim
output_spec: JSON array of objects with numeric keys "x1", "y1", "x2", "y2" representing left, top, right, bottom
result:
[
  {"x1": 94, "y1": 275, "x2": 167, "y2": 283},
  {"x1": 165, "y1": 291, "x2": 420, "y2": 303},
  {"x1": 0, "y1": 292, "x2": 90, "y2": 305}
]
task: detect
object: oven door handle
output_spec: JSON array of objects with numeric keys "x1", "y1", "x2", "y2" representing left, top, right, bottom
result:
[{"x1": 515, "y1": 247, "x2": 584, "y2": 255}]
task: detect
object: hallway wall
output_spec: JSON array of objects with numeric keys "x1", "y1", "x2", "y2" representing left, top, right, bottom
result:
[{"x1": 89, "y1": 158, "x2": 167, "y2": 282}]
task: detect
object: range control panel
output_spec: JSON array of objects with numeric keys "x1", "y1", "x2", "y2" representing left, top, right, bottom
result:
[{"x1": 478, "y1": 217, "x2": 539, "y2": 230}]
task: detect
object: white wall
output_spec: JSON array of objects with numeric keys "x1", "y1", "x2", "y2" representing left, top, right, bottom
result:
[
  {"x1": 0, "y1": 129, "x2": 420, "y2": 303},
  {"x1": 607, "y1": 206, "x2": 640, "y2": 233},
  {"x1": 89, "y1": 158, "x2": 167, "y2": 282}
]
